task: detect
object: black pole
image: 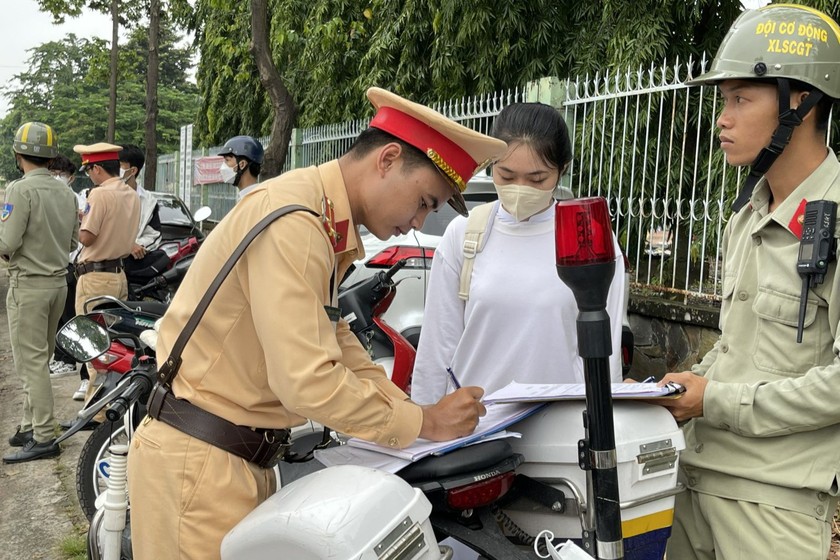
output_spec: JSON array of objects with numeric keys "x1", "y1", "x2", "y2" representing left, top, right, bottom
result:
[{"x1": 558, "y1": 262, "x2": 623, "y2": 560}]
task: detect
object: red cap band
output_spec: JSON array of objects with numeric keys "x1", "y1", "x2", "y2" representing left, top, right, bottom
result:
[
  {"x1": 81, "y1": 151, "x2": 120, "y2": 165},
  {"x1": 370, "y1": 107, "x2": 477, "y2": 189}
]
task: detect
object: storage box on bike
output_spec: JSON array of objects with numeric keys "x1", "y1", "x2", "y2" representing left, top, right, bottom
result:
[
  {"x1": 503, "y1": 401, "x2": 686, "y2": 560},
  {"x1": 221, "y1": 465, "x2": 449, "y2": 560}
]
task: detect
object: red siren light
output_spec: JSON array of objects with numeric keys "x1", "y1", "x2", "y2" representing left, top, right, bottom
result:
[{"x1": 555, "y1": 197, "x2": 615, "y2": 267}]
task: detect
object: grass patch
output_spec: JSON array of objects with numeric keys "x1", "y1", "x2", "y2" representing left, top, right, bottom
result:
[{"x1": 58, "y1": 533, "x2": 86, "y2": 560}]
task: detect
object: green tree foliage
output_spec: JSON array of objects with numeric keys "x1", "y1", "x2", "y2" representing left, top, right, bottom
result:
[
  {"x1": 0, "y1": 22, "x2": 198, "y2": 183},
  {"x1": 190, "y1": 0, "x2": 273, "y2": 146},
  {"x1": 191, "y1": 0, "x2": 743, "y2": 144}
]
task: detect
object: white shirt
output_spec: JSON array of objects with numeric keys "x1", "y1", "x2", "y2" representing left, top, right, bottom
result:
[
  {"x1": 237, "y1": 183, "x2": 261, "y2": 201},
  {"x1": 135, "y1": 184, "x2": 161, "y2": 250},
  {"x1": 411, "y1": 204, "x2": 626, "y2": 405}
]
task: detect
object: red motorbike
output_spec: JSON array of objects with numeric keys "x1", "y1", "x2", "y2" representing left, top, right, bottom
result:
[{"x1": 338, "y1": 258, "x2": 416, "y2": 392}]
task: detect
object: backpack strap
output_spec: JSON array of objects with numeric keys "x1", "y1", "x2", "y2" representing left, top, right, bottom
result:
[{"x1": 458, "y1": 200, "x2": 499, "y2": 301}]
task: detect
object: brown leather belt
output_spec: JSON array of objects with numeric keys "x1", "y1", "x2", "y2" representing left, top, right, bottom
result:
[
  {"x1": 76, "y1": 258, "x2": 124, "y2": 277},
  {"x1": 147, "y1": 385, "x2": 291, "y2": 469}
]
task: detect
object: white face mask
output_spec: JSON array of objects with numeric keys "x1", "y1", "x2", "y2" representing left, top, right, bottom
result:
[
  {"x1": 119, "y1": 167, "x2": 135, "y2": 181},
  {"x1": 54, "y1": 175, "x2": 71, "y2": 187},
  {"x1": 219, "y1": 161, "x2": 237, "y2": 185},
  {"x1": 494, "y1": 182, "x2": 556, "y2": 222}
]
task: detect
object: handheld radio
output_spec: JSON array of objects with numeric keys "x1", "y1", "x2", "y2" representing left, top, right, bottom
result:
[{"x1": 796, "y1": 200, "x2": 837, "y2": 343}]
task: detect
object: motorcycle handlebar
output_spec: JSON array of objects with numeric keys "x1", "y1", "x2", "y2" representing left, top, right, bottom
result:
[
  {"x1": 105, "y1": 368, "x2": 154, "y2": 422},
  {"x1": 381, "y1": 258, "x2": 408, "y2": 283},
  {"x1": 137, "y1": 276, "x2": 166, "y2": 295}
]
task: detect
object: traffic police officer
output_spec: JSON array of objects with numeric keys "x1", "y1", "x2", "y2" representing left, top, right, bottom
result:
[
  {"x1": 73, "y1": 143, "x2": 141, "y2": 401},
  {"x1": 657, "y1": 6, "x2": 840, "y2": 559},
  {"x1": 128, "y1": 87, "x2": 507, "y2": 559},
  {"x1": 218, "y1": 135, "x2": 264, "y2": 201},
  {"x1": 2, "y1": 122, "x2": 79, "y2": 463}
]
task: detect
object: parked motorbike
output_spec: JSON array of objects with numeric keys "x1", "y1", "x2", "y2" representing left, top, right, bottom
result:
[
  {"x1": 57, "y1": 296, "x2": 164, "y2": 521},
  {"x1": 126, "y1": 250, "x2": 195, "y2": 303},
  {"x1": 57, "y1": 314, "x2": 686, "y2": 560},
  {"x1": 339, "y1": 258, "x2": 416, "y2": 392},
  {"x1": 225, "y1": 398, "x2": 686, "y2": 560},
  {"x1": 225, "y1": 439, "x2": 537, "y2": 560},
  {"x1": 56, "y1": 314, "x2": 158, "y2": 560}
]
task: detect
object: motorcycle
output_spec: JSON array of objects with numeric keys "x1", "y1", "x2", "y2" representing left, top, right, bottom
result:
[
  {"x1": 56, "y1": 313, "x2": 158, "y2": 560},
  {"x1": 57, "y1": 296, "x2": 165, "y2": 521},
  {"x1": 125, "y1": 243, "x2": 197, "y2": 303},
  {"x1": 225, "y1": 400, "x2": 686, "y2": 560},
  {"x1": 226, "y1": 439, "x2": 535, "y2": 559},
  {"x1": 59, "y1": 257, "x2": 684, "y2": 560},
  {"x1": 339, "y1": 258, "x2": 416, "y2": 392}
]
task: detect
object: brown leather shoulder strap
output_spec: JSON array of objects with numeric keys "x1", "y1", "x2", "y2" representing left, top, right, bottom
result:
[{"x1": 156, "y1": 204, "x2": 318, "y2": 386}]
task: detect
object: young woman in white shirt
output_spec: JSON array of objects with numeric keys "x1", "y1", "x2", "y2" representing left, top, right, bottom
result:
[{"x1": 411, "y1": 102, "x2": 627, "y2": 404}]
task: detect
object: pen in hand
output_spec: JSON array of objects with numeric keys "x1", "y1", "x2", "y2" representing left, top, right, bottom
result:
[{"x1": 446, "y1": 367, "x2": 462, "y2": 390}]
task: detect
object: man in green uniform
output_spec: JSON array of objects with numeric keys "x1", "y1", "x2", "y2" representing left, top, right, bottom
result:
[
  {"x1": 1, "y1": 122, "x2": 79, "y2": 463},
  {"x1": 657, "y1": 6, "x2": 840, "y2": 559}
]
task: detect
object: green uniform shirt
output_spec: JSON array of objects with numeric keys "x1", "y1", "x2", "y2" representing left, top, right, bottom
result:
[
  {"x1": 682, "y1": 150, "x2": 840, "y2": 520},
  {"x1": 0, "y1": 168, "x2": 79, "y2": 286}
]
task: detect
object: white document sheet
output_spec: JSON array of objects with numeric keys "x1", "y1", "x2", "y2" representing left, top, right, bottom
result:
[
  {"x1": 344, "y1": 402, "x2": 544, "y2": 462},
  {"x1": 482, "y1": 381, "x2": 685, "y2": 405}
]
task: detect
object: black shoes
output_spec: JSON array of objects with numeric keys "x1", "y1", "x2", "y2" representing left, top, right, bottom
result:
[
  {"x1": 8, "y1": 425, "x2": 33, "y2": 447},
  {"x1": 3, "y1": 438, "x2": 61, "y2": 464}
]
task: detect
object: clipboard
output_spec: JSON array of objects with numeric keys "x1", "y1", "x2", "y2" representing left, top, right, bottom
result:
[{"x1": 482, "y1": 381, "x2": 685, "y2": 405}]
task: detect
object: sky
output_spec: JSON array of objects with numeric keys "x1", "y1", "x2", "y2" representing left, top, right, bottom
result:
[{"x1": 0, "y1": 0, "x2": 115, "y2": 118}]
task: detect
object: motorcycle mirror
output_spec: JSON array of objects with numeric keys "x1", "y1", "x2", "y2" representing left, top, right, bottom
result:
[
  {"x1": 193, "y1": 206, "x2": 212, "y2": 223},
  {"x1": 56, "y1": 316, "x2": 111, "y2": 363}
]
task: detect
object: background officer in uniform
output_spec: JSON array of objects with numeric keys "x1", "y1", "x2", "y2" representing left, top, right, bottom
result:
[
  {"x1": 218, "y1": 135, "x2": 264, "y2": 201},
  {"x1": 656, "y1": 6, "x2": 840, "y2": 559},
  {"x1": 1, "y1": 122, "x2": 79, "y2": 463},
  {"x1": 72, "y1": 143, "x2": 141, "y2": 401},
  {"x1": 128, "y1": 87, "x2": 507, "y2": 560}
]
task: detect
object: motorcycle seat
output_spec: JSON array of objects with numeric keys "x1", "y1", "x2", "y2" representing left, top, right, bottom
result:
[
  {"x1": 124, "y1": 300, "x2": 168, "y2": 317},
  {"x1": 397, "y1": 440, "x2": 517, "y2": 483}
]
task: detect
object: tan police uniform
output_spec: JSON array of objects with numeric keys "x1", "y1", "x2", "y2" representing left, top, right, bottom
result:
[
  {"x1": 0, "y1": 168, "x2": 79, "y2": 443},
  {"x1": 667, "y1": 152, "x2": 840, "y2": 560},
  {"x1": 127, "y1": 87, "x2": 507, "y2": 560},
  {"x1": 72, "y1": 143, "x2": 141, "y2": 404},
  {"x1": 129, "y1": 162, "x2": 421, "y2": 558},
  {"x1": 75, "y1": 175, "x2": 141, "y2": 312}
]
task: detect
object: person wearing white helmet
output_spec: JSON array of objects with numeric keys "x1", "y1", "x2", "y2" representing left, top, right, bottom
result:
[{"x1": 656, "y1": 5, "x2": 840, "y2": 559}]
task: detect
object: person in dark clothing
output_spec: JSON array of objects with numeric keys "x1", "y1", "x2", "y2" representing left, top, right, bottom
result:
[{"x1": 47, "y1": 155, "x2": 87, "y2": 400}]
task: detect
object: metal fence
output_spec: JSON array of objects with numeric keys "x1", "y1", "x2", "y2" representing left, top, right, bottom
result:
[
  {"x1": 288, "y1": 88, "x2": 527, "y2": 171},
  {"x1": 155, "y1": 137, "x2": 272, "y2": 219},
  {"x1": 560, "y1": 54, "x2": 740, "y2": 301},
  {"x1": 158, "y1": 55, "x2": 764, "y2": 301}
]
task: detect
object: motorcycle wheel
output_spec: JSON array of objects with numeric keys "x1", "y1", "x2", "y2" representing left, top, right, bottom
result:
[
  {"x1": 87, "y1": 506, "x2": 134, "y2": 560},
  {"x1": 77, "y1": 418, "x2": 130, "y2": 521}
]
